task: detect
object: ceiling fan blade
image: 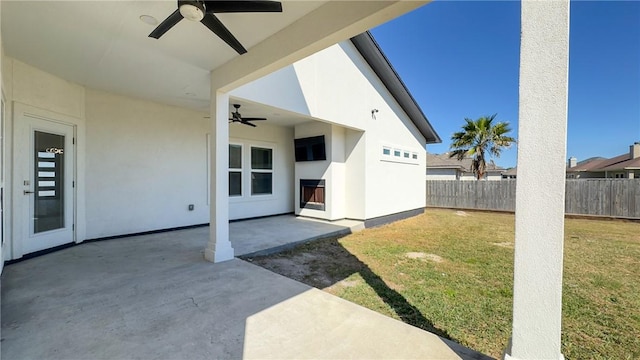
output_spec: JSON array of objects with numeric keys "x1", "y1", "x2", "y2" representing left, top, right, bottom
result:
[
  {"x1": 242, "y1": 117, "x2": 267, "y2": 121},
  {"x1": 149, "y1": 9, "x2": 184, "y2": 39},
  {"x1": 204, "y1": 1, "x2": 283, "y2": 13},
  {"x1": 241, "y1": 120, "x2": 257, "y2": 127},
  {"x1": 200, "y1": 14, "x2": 247, "y2": 54}
]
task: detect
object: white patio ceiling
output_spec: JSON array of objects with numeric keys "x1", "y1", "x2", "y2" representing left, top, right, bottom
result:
[{"x1": 2, "y1": 1, "x2": 426, "y2": 116}]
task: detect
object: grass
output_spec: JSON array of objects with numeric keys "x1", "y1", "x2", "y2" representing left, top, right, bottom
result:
[{"x1": 247, "y1": 209, "x2": 640, "y2": 359}]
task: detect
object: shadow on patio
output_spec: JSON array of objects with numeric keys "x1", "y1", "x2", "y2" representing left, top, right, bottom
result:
[
  {"x1": 243, "y1": 236, "x2": 491, "y2": 359},
  {"x1": 1, "y1": 219, "x2": 490, "y2": 359}
]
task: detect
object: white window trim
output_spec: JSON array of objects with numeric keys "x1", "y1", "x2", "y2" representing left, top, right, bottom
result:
[
  {"x1": 207, "y1": 137, "x2": 277, "y2": 204},
  {"x1": 229, "y1": 143, "x2": 244, "y2": 198},
  {"x1": 250, "y1": 145, "x2": 275, "y2": 197}
]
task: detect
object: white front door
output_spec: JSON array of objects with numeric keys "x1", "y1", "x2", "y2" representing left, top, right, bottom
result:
[{"x1": 17, "y1": 112, "x2": 75, "y2": 255}]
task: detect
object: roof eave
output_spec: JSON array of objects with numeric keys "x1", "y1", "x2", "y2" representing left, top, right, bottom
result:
[{"x1": 350, "y1": 32, "x2": 442, "y2": 144}]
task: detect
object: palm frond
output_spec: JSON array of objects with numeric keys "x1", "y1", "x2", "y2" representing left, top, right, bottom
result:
[{"x1": 448, "y1": 114, "x2": 515, "y2": 180}]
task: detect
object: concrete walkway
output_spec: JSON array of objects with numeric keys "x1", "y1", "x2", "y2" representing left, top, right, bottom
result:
[
  {"x1": 231, "y1": 215, "x2": 364, "y2": 256},
  {"x1": 1, "y1": 217, "x2": 491, "y2": 359}
]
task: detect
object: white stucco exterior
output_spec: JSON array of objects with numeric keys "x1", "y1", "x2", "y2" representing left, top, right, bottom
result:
[
  {"x1": 85, "y1": 89, "x2": 210, "y2": 238},
  {"x1": 234, "y1": 41, "x2": 428, "y2": 222},
  {"x1": 507, "y1": 1, "x2": 570, "y2": 359},
  {"x1": 425, "y1": 168, "x2": 459, "y2": 181},
  {"x1": 425, "y1": 168, "x2": 504, "y2": 181},
  {"x1": 0, "y1": 1, "x2": 577, "y2": 357},
  {"x1": 228, "y1": 124, "x2": 295, "y2": 220},
  {"x1": 2, "y1": 36, "x2": 431, "y2": 261},
  {"x1": 0, "y1": 3, "x2": 4, "y2": 273}
]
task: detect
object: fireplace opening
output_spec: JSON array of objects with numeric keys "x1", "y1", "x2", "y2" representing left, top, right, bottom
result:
[{"x1": 300, "y1": 179, "x2": 325, "y2": 211}]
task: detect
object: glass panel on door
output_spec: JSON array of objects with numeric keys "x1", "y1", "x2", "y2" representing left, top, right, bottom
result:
[{"x1": 33, "y1": 131, "x2": 65, "y2": 233}]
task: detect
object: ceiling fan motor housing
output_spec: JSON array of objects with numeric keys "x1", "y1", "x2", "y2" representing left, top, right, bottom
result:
[{"x1": 178, "y1": 1, "x2": 205, "y2": 21}]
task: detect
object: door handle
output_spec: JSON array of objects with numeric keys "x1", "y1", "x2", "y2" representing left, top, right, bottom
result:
[{"x1": 24, "y1": 190, "x2": 35, "y2": 195}]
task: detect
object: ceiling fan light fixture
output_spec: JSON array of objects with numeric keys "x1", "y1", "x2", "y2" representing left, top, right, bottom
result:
[{"x1": 179, "y1": 2, "x2": 205, "y2": 22}]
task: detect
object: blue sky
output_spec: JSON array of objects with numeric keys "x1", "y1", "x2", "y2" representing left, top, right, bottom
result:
[{"x1": 371, "y1": 0, "x2": 640, "y2": 168}]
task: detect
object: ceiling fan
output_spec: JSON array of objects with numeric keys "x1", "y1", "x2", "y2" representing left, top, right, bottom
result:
[
  {"x1": 149, "y1": 0, "x2": 283, "y2": 55},
  {"x1": 229, "y1": 104, "x2": 267, "y2": 127}
]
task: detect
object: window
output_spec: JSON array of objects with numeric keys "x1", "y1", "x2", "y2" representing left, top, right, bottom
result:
[
  {"x1": 381, "y1": 144, "x2": 420, "y2": 165},
  {"x1": 251, "y1": 147, "x2": 273, "y2": 195},
  {"x1": 229, "y1": 144, "x2": 242, "y2": 196},
  {"x1": 222, "y1": 143, "x2": 275, "y2": 198}
]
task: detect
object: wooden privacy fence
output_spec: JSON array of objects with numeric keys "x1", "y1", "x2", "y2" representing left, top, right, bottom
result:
[{"x1": 426, "y1": 179, "x2": 640, "y2": 219}]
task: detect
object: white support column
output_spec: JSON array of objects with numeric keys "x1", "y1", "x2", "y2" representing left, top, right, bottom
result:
[
  {"x1": 506, "y1": 1, "x2": 570, "y2": 360},
  {"x1": 204, "y1": 91, "x2": 234, "y2": 263}
]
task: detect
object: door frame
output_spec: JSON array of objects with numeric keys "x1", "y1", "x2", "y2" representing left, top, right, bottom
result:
[{"x1": 11, "y1": 102, "x2": 82, "y2": 259}]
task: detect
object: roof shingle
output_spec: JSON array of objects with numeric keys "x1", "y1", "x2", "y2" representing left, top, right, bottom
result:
[{"x1": 427, "y1": 153, "x2": 504, "y2": 173}]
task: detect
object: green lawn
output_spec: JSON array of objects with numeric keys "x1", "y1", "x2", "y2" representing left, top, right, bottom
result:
[{"x1": 247, "y1": 209, "x2": 640, "y2": 359}]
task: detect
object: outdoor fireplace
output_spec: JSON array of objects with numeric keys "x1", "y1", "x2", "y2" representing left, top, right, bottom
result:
[{"x1": 300, "y1": 179, "x2": 325, "y2": 211}]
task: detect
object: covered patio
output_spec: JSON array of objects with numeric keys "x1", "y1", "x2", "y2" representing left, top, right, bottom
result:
[
  {"x1": 2, "y1": 0, "x2": 574, "y2": 358},
  {"x1": 1, "y1": 215, "x2": 488, "y2": 360}
]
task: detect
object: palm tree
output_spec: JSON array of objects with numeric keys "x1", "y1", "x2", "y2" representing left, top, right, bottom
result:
[{"x1": 449, "y1": 114, "x2": 516, "y2": 180}]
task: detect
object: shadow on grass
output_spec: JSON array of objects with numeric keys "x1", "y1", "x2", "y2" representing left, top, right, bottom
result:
[{"x1": 242, "y1": 237, "x2": 491, "y2": 360}]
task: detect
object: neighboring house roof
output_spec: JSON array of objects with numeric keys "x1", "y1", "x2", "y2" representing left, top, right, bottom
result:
[
  {"x1": 502, "y1": 167, "x2": 517, "y2": 176},
  {"x1": 599, "y1": 155, "x2": 640, "y2": 171},
  {"x1": 568, "y1": 145, "x2": 640, "y2": 173},
  {"x1": 567, "y1": 157, "x2": 608, "y2": 172},
  {"x1": 426, "y1": 153, "x2": 505, "y2": 173},
  {"x1": 500, "y1": 151, "x2": 640, "y2": 177},
  {"x1": 350, "y1": 32, "x2": 441, "y2": 144}
]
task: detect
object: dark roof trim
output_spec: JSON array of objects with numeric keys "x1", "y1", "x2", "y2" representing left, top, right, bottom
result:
[{"x1": 350, "y1": 32, "x2": 442, "y2": 144}]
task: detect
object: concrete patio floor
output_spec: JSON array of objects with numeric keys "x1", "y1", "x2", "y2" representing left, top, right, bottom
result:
[
  {"x1": 1, "y1": 216, "x2": 491, "y2": 359},
  {"x1": 230, "y1": 215, "x2": 364, "y2": 256}
]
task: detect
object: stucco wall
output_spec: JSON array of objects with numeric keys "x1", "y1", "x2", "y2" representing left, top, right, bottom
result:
[
  {"x1": 347, "y1": 41, "x2": 427, "y2": 219},
  {"x1": 4, "y1": 36, "x2": 430, "y2": 258},
  {"x1": 236, "y1": 40, "x2": 428, "y2": 221},
  {"x1": 426, "y1": 169, "x2": 504, "y2": 181},
  {"x1": 344, "y1": 129, "x2": 366, "y2": 220},
  {"x1": 461, "y1": 172, "x2": 504, "y2": 181},
  {"x1": 86, "y1": 89, "x2": 295, "y2": 236},
  {"x1": 294, "y1": 121, "x2": 334, "y2": 219},
  {"x1": 509, "y1": 1, "x2": 570, "y2": 358},
  {"x1": 426, "y1": 168, "x2": 458, "y2": 180},
  {"x1": 228, "y1": 123, "x2": 294, "y2": 220},
  {"x1": 486, "y1": 173, "x2": 504, "y2": 181},
  {"x1": 4, "y1": 57, "x2": 296, "y2": 257},
  {"x1": 85, "y1": 89, "x2": 210, "y2": 239},
  {"x1": 0, "y1": 9, "x2": 3, "y2": 269}
]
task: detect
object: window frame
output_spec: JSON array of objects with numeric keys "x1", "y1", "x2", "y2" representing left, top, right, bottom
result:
[
  {"x1": 380, "y1": 143, "x2": 421, "y2": 165},
  {"x1": 228, "y1": 143, "x2": 243, "y2": 197},
  {"x1": 250, "y1": 146, "x2": 274, "y2": 196}
]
